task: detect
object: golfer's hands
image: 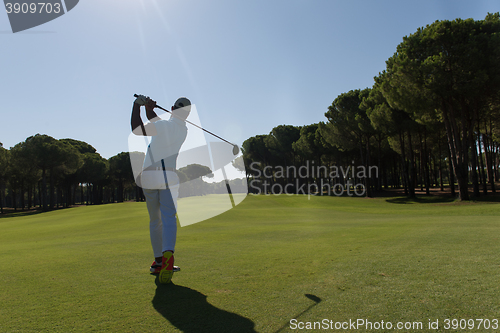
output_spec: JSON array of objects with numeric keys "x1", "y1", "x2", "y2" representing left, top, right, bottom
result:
[
  {"x1": 135, "y1": 94, "x2": 155, "y2": 106},
  {"x1": 134, "y1": 94, "x2": 148, "y2": 105},
  {"x1": 145, "y1": 97, "x2": 156, "y2": 109},
  {"x1": 135, "y1": 95, "x2": 156, "y2": 109}
]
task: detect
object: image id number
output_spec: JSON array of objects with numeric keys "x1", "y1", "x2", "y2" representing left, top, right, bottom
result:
[
  {"x1": 443, "y1": 318, "x2": 499, "y2": 330},
  {"x1": 5, "y1": 3, "x2": 61, "y2": 14}
]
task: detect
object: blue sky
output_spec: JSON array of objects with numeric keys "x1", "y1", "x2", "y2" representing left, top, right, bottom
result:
[{"x1": 1, "y1": 0, "x2": 499, "y2": 158}]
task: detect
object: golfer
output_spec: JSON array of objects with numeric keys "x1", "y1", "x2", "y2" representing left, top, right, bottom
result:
[{"x1": 131, "y1": 95, "x2": 191, "y2": 284}]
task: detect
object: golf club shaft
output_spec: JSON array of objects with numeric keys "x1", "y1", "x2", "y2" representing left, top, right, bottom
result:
[{"x1": 134, "y1": 94, "x2": 236, "y2": 147}]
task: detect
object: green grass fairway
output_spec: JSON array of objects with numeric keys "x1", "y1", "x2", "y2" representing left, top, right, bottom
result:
[{"x1": 1, "y1": 195, "x2": 500, "y2": 332}]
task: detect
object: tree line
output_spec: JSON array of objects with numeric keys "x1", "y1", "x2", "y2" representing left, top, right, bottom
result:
[
  {"x1": 0, "y1": 134, "x2": 138, "y2": 213},
  {"x1": 241, "y1": 14, "x2": 500, "y2": 200}
]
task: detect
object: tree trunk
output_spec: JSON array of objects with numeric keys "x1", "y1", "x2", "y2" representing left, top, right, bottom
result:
[
  {"x1": 399, "y1": 131, "x2": 409, "y2": 196},
  {"x1": 377, "y1": 135, "x2": 382, "y2": 191},
  {"x1": 118, "y1": 180, "x2": 124, "y2": 202},
  {"x1": 447, "y1": 149, "x2": 456, "y2": 197},
  {"x1": 86, "y1": 183, "x2": 90, "y2": 205},
  {"x1": 418, "y1": 131, "x2": 424, "y2": 192},
  {"x1": 65, "y1": 183, "x2": 71, "y2": 208},
  {"x1": 478, "y1": 130, "x2": 488, "y2": 195},
  {"x1": 437, "y1": 136, "x2": 444, "y2": 191},
  {"x1": 12, "y1": 188, "x2": 17, "y2": 211},
  {"x1": 407, "y1": 130, "x2": 416, "y2": 198},
  {"x1": 495, "y1": 143, "x2": 499, "y2": 182},
  {"x1": 80, "y1": 183, "x2": 84, "y2": 205},
  {"x1": 485, "y1": 120, "x2": 496, "y2": 192},
  {"x1": 0, "y1": 180, "x2": 4, "y2": 214},
  {"x1": 470, "y1": 134, "x2": 480, "y2": 198},
  {"x1": 41, "y1": 168, "x2": 48, "y2": 211},
  {"x1": 441, "y1": 100, "x2": 469, "y2": 200},
  {"x1": 49, "y1": 168, "x2": 55, "y2": 210},
  {"x1": 362, "y1": 138, "x2": 372, "y2": 197},
  {"x1": 27, "y1": 186, "x2": 32, "y2": 210},
  {"x1": 20, "y1": 180, "x2": 25, "y2": 211},
  {"x1": 423, "y1": 131, "x2": 431, "y2": 195}
]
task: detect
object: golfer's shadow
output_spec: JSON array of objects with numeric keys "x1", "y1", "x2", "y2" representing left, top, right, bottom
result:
[{"x1": 152, "y1": 278, "x2": 256, "y2": 333}]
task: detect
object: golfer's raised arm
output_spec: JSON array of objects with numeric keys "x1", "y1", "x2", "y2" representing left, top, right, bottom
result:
[{"x1": 131, "y1": 95, "x2": 157, "y2": 136}]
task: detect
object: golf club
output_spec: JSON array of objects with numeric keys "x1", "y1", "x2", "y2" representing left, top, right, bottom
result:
[
  {"x1": 274, "y1": 294, "x2": 322, "y2": 333},
  {"x1": 134, "y1": 94, "x2": 240, "y2": 156}
]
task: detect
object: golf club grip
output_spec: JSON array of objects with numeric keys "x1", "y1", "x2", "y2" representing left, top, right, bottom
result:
[{"x1": 133, "y1": 94, "x2": 139, "y2": 98}]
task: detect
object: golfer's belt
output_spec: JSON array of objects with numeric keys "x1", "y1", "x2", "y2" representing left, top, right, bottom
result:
[{"x1": 144, "y1": 166, "x2": 175, "y2": 172}]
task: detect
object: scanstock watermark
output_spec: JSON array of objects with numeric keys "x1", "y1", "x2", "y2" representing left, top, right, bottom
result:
[
  {"x1": 249, "y1": 161, "x2": 378, "y2": 198},
  {"x1": 4, "y1": 0, "x2": 79, "y2": 33}
]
